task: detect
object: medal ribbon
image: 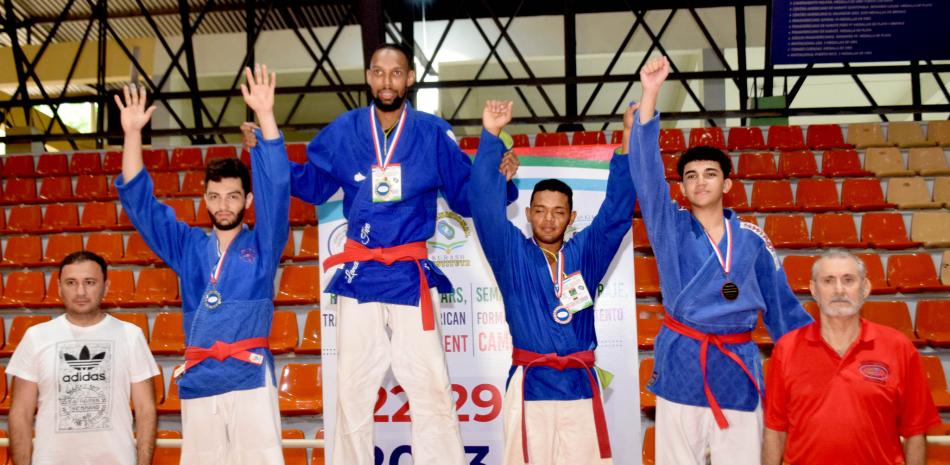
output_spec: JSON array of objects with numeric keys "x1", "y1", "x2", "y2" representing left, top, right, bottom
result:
[
  {"x1": 703, "y1": 220, "x2": 732, "y2": 275},
  {"x1": 210, "y1": 244, "x2": 229, "y2": 286},
  {"x1": 369, "y1": 103, "x2": 408, "y2": 169}
]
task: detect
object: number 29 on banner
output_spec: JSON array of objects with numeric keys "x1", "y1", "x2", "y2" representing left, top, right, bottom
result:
[{"x1": 373, "y1": 383, "x2": 502, "y2": 422}]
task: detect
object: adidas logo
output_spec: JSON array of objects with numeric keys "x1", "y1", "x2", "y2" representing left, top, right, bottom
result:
[{"x1": 63, "y1": 346, "x2": 106, "y2": 371}]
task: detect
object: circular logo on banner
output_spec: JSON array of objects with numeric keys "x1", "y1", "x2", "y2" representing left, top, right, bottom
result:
[{"x1": 427, "y1": 212, "x2": 472, "y2": 268}]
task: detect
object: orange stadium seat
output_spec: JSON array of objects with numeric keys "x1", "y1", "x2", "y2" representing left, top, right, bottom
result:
[
  {"x1": 640, "y1": 358, "x2": 656, "y2": 411},
  {"x1": 150, "y1": 313, "x2": 185, "y2": 355},
  {"x1": 782, "y1": 255, "x2": 818, "y2": 294},
  {"x1": 535, "y1": 132, "x2": 569, "y2": 147},
  {"x1": 1, "y1": 178, "x2": 38, "y2": 204},
  {"x1": 282, "y1": 429, "x2": 308, "y2": 465},
  {"x1": 459, "y1": 136, "x2": 479, "y2": 150},
  {"x1": 289, "y1": 198, "x2": 317, "y2": 225},
  {"x1": 6, "y1": 205, "x2": 42, "y2": 233},
  {"x1": 805, "y1": 124, "x2": 849, "y2": 150},
  {"x1": 2, "y1": 155, "x2": 35, "y2": 178},
  {"x1": 1, "y1": 236, "x2": 42, "y2": 267},
  {"x1": 77, "y1": 201, "x2": 118, "y2": 231},
  {"x1": 751, "y1": 180, "x2": 797, "y2": 212},
  {"x1": 659, "y1": 128, "x2": 686, "y2": 153},
  {"x1": 855, "y1": 253, "x2": 896, "y2": 295},
  {"x1": 861, "y1": 301, "x2": 924, "y2": 346},
  {"x1": 270, "y1": 310, "x2": 299, "y2": 355},
  {"x1": 286, "y1": 144, "x2": 308, "y2": 164},
  {"x1": 102, "y1": 269, "x2": 136, "y2": 307},
  {"x1": 752, "y1": 313, "x2": 773, "y2": 348},
  {"x1": 102, "y1": 151, "x2": 122, "y2": 174},
  {"x1": 723, "y1": 180, "x2": 752, "y2": 212},
  {"x1": 689, "y1": 127, "x2": 725, "y2": 150},
  {"x1": 278, "y1": 363, "x2": 323, "y2": 415},
  {"x1": 841, "y1": 178, "x2": 893, "y2": 211},
  {"x1": 821, "y1": 149, "x2": 871, "y2": 177},
  {"x1": 847, "y1": 123, "x2": 890, "y2": 149},
  {"x1": 206, "y1": 145, "x2": 238, "y2": 164},
  {"x1": 887, "y1": 254, "x2": 950, "y2": 293},
  {"x1": 194, "y1": 199, "x2": 212, "y2": 228},
  {"x1": 296, "y1": 310, "x2": 322, "y2": 355},
  {"x1": 860, "y1": 212, "x2": 920, "y2": 249},
  {"x1": 150, "y1": 366, "x2": 166, "y2": 406},
  {"x1": 0, "y1": 367, "x2": 9, "y2": 415},
  {"x1": 642, "y1": 426, "x2": 656, "y2": 465},
  {"x1": 908, "y1": 147, "x2": 950, "y2": 176},
  {"x1": 637, "y1": 304, "x2": 665, "y2": 350},
  {"x1": 927, "y1": 120, "x2": 950, "y2": 147},
  {"x1": 795, "y1": 178, "x2": 841, "y2": 212},
  {"x1": 69, "y1": 152, "x2": 103, "y2": 175},
  {"x1": 151, "y1": 172, "x2": 181, "y2": 197},
  {"x1": 143, "y1": 149, "x2": 170, "y2": 171},
  {"x1": 777, "y1": 150, "x2": 819, "y2": 178},
  {"x1": 133, "y1": 268, "x2": 179, "y2": 307},
  {"x1": 276, "y1": 266, "x2": 319, "y2": 305},
  {"x1": 864, "y1": 147, "x2": 913, "y2": 177},
  {"x1": 157, "y1": 368, "x2": 183, "y2": 415},
  {"x1": 736, "y1": 152, "x2": 779, "y2": 179},
  {"x1": 170, "y1": 147, "x2": 203, "y2": 171},
  {"x1": 164, "y1": 198, "x2": 196, "y2": 224},
  {"x1": 0, "y1": 315, "x2": 51, "y2": 356},
  {"x1": 111, "y1": 312, "x2": 150, "y2": 341},
  {"x1": 811, "y1": 213, "x2": 866, "y2": 248},
  {"x1": 767, "y1": 125, "x2": 805, "y2": 151},
  {"x1": 727, "y1": 127, "x2": 765, "y2": 151},
  {"x1": 739, "y1": 215, "x2": 758, "y2": 226},
  {"x1": 178, "y1": 170, "x2": 205, "y2": 197},
  {"x1": 74, "y1": 174, "x2": 113, "y2": 201},
  {"x1": 41, "y1": 271, "x2": 63, "y2": 308},
  {"x1": 36, "y1": 154, "x2": 68, "y2": 177},
  {"x1": 281, "y1": 232, "x2": 295, "y2": 262},
  {"x1": 294, "y1": 226, "x2": 319, "y2": 261},
  {"x1": 634, "y1": 257, "x2": 661, "y2": 297},
  {"x1": 511, "y1": 134, "x2": 530, "y2": 148},
  {"x1": 921, "y1": 355, "x2": 950, "y2": 411},
  {"x1": 85, "y1": 233, "x2": 124, "y2": 263},
  {"x1": 916, "y1": 301, "x2": 950, "y2": 348},
  {"x1": 41, "y1": 203, "x2": 80, "y2": 232},
  {"x1": 572, "y1": 131, "x2": 606, "y2": 145},
  {"x1": 887, "y1": 121, "x2": 933, "y2": 148},
  {"x1": 42, "y1": 235, "x2": 82, "y2": 265},
  {"x1": 121, "y1": 233, "x2": 160, "y2": 265},
  {"x1": 152, "y1": 430, "x2": 182, "y2": 465},
  {"x1": 662, "y1": 154, "x2": 680, "y2": 181},
  {"x1": 632, "y1": 218, "x2": 651, "y2": 251},
  {"x1": 38, "y1": 176, "x2": 73, "y2": 202},
  {"x1": 0, "y1": 272, "x2": 47, "y2": 308},
  {"x1": 763, "y1": 215, "x2": 816, "y2": 249}
]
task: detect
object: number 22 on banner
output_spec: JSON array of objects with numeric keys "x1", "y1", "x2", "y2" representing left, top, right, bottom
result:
[{"x1": 374, "y1": 383, "x2": 502, "y2": 422}]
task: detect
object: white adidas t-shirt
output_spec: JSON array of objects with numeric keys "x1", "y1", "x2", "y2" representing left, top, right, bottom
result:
[{"x1": 7, "y1": 314, "x2": 160, "y2": 465}]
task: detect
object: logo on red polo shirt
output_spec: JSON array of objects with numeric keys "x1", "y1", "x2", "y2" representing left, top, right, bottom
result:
[{"x1": 858, "y1": 361, "x2": 890, "y2": 384}]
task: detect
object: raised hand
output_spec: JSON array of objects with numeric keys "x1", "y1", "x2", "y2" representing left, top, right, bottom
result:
[
  {"x1": 623, "y1": 101, "x2": 640, "y2": 130},
  {"x1": 640, "y1": 56, "x2": 670, "y2": 95},
  {"x1": 500, "y1": 150, "x2": 520, "y2": 181},
  {"x1": 113, "y1": 84, "x2": 156, "y2": 134},
  {"x1": 240, "y1": 122, "x2": 260, "y2": 150},
  {"x1": 482, "y1": 100, "x2": 513, "y2": 136},
  {"x1": 240, "y1": 63, "x2": 276, "y2": 116}
]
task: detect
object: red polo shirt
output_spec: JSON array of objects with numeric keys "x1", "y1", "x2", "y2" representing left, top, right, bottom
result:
[{"x1": 765, "y1": 318, "x2": 940, "y2": 465}]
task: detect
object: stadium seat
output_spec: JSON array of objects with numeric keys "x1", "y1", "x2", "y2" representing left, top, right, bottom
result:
[
  {"x1": 278, "y1": 363, "x2": 323, "y2": 415},
  {"x1": 149, "y1": 367, "x2": 166, "y2": 405},
  {"x1": 280, "y1": 233, "x2": 294, "y2": 262},
  {"x1": 637, "y1": 304, "x2": 665, "y2": 349},
  {"x1": 639, "y1": 358, "x2": 656, "y2": 411},
  {"x1": 102, "y1": 269, "x2": 136, "y2": 307},
  {"x1": 150, "y1": 313, "x2": 185, "y2": 355},
  {"x1": 943, "y1": 251, "x2": 950, "y2": 286},
  {"x1": 157, "y1": 368, "x2": 183, "y2": 415},
  {"x1": 688, "y1": 127, "x2": 726, "y2": 150},
  {"x1": 42, "y1": 234, "x2": 82, "y2": 265},
  {"x1": 151, "y1": 172, "x2": 181, "y2": 197},
  {"x1": 861, "y1": 212, "x2": 921, "y2": 249},
  {"x1": 860, "y1": 301, "x2": 924, "y2": 347},
  {"x1": 77, "y1": 201, "x2": 118, "y2": 231},
  {"x1": 102, "y1": 151, "x2": 122, "y2": 174},
  {"x1": 855, "y1": 253, "x2": 896, "y2": 295},
  {"x1": 763, "y1": 215, "x2": 816, "y2": 249},
  {"x1": 270, "y1": 310, "x2": 299, "y2": 355},
  {"x1": 886, "y1": 176, "x2": 941, "y2": 209},
  {"x1": 41, "y1": 271, "x2": 62, "y2": 308},
  {"x1": 911, "y1": 211, "x2": 950, "y2": 248},
  {"x1": 535, "y1": 132, "x2": 569, "y2": 147},
  {"x1": 296, "y1": 310, "x2": 322, "y2": 355},
  {"x1": 69, "y1": 152, "x2": 102, "y2": 175},
  {"x1": 864, "y1": 147, "x2": 914, "y2": 177},
  {"x1": 736, "y1": 152, "x2": 779, "y2": 179},
  {"x1": 143, "y1": 149, "x2": 170, "y2": 171},
  {"x1": 805, "y1": 124, "x2": 849, "y2": 150},
  {"x1": 726, "y1": 127, "x2": 765, "y2": 151},
  {"x1": 739, "y1": 215, "x2": 758, "y2": 226},
  {"x1": 634, "y1": 257, "x2": 661, "y2": 297},
  {"x1": 751, "y1": 180, "x2": 797, "y2": 212},
  {"x1": 667, "y1": 183, "x2": 690, "y2": 209},
  {"x1": 177, "y1": 170, "x2": 205, "y2": 197},
  {"x1": 811, "y1": 213, "x2": 866, "y2": 248},
  {"x1": 887, "y1": 121, "x2": 934, "y2": 148},
  {"x1": 642, "y1": 426, "x2": 656, "y2": 465},
  {"x1": 921, "y1": 355, "x2": 950, "y2": 411},
  {"x1": 777, "y1": 150, "x2": 819, "y2": 178},
  {"x1": 766, "y1": 125, "x2": 805, "y2": 151},
  {"x1": 0, "y1": 315, "x2": 51, "y2": 356},
  {"x1": 111, "y1": 312, "x2": 150, "y2": 341},
  {"x1": 0, "y1": 367, "x2": 9, "y2": 414},
  {"x1": 571, "y1": 131, "x2": 606, "y2": 145},
  {"x1": 820, "y1": 149, "x2": 871, "y2": 177},
  {"x1": 935, "y1": 177, "x2": 950, "y2": 207},
  {"x1": 632, "y1": 218, "x2": 651, "y2": 251},
  {"x1": 152, "y1": 430, "x2": 182, "y2": 465},
  {"x1": 170, "y1": 147, "x2": 203, "y2": 171},
  {"x1": 888, "y1": 253, "x2": 949, "y2": 293},
  {"x1": 659, "y1": 128, "x2": 686, "y2": 153},
  {"x1": 1, "y1": 236, "x2": 42, "y2": 267},
  {"x1": 610, "y1": 130, "x2": 623, "y2": 145},
  {"x1": 6, "y1": 205, "x2": 42, "y2": 233},
  {"x1": 194, "y1": 199, "x2": 212, "y2": 228},
  {"x1": 286, "y1": 144, "x2": 308, "y2": 164},
  {"x1": 289, "y1": 198, "x2": 317, "y2": 226},
  {"x1": 722, "y1": 180, "x2": 752, "y2": 212},
  {"x1": 85, "y1": 233, "x2": 124, "y2": 263},
  {"x1": 206, "y1": 145, "x2": 238, "y2": 164},
  {"x1": 0, "y1": 271, "x2": 46, "y2": 308},
  {"x1": 841, "y1": 178, "x2": 893, "y2": 211},
  {"x1": 915, "y1": 300, "x2": 950, "y2": 348},
  {"x1": 121, "y1": 233, "x2": 160, "y2": 265},
  {"x1": 458, "y1": 137, "x2": 479, "y2": 150},
  {"x1": 294, "y1": 226, "x2": 318, "y2": 261},
  {"x1": 282, "y1": 429, "x2": 308, "y2": 465},
  {"x1": 662, "y1": 154, "x2": 680, "y2": 181},
  {"x1": 782, "y1": 255, "x2": 819, "y2": 294},
  {"x1": 847, "y1": 123, "x2": 890, "y2": 149},
  {"x1": 2, "y1": 155, "x2": 35, "y2": 178},
  {"x1": 74, "y1": 174, "x2": 113, "y2": 201},
  {"x1": 164, "y1": 198, "x2": 196, "y2": 224},
  {"x1": 275, "y1": 266, "x2": 319, "y2": 305},
  {"x1": 1, "y1": 178, "x2": 38, "y2": 204},
  {"x1": 133, "y1": 268, "x2": 179, "y2": 306},
  {"x1": 907, "y1": 147, "x2": 950, "y2": 176},
  {"x1": 511, "y1": 134, "x2": 530, "y2": 148},
  {"x1": 38, "y1": 176, "x2": 73, "y2": 202},
  {"x1": 752, "y1": 313, "x2": 773, "y2": 348},
  {"x1": 41, "y1": 203, "x2": 80, "y2": 232},
  {"x1": 36, "y1": 154, "x2": 69, "y2": 176},
  {"x1": 795, "y1": 178, "x2": 841, "y2": 212},
  {"x1": 927, "y1": 120, "x2": 950, "y2": 147}
]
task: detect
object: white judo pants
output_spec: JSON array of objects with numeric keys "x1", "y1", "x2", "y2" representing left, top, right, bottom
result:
[
  {"x1": 334, "y1": 290, "x2": 464, "y2": 465},
  {"x1": 502, "y1": 367, "x2": 612, "y2": 465},
  {"x1": 180, "y1": 369, "x2": 284, "y2": 465},
  {"x1": 655, "y1": 396, "x2": 762, "y2": 465}
]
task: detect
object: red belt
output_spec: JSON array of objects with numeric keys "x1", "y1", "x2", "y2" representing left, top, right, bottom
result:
[
  {"x1": 183, "y1": 337, "x2": 269, "y2": 373},
  {"x1": 323, "y1": 239, "x2": 435, "y2": 331},
  {"x1": 511, "y1": 348, "x2": 611, "y2": 463},
  {"x1": 662, "y1": 316, "x2": 763, "y2": 429}
]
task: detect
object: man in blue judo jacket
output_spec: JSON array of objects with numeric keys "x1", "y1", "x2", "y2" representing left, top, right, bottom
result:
[
  {"x1": 469, "y1": 100, "x2": 638, "y2": 464},
  {"x1": 628, "y1": 57, "x2": 812, "y2": 465},
  {"x1": 115, "y1": 65, "x2": 289, "y2": 465}
]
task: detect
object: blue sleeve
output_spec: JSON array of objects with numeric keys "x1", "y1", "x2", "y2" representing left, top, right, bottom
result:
[
  {"x1": 115, "y1": 171, "x2": 192, "y2": 272},
  {"x1": 437, "y1": 125, "x2": 518, "y2": 218},
  {"x1": 469, "y1": 129, "x2": 522, "y2": 273},
  {"x1": 249, "y1": 129, "x2": 291, "y2": 271},
  {"x1": 757, "y1": 244, "x2": 814, "y2": 340},
  {"x1": 629, "y1": 111, "x2": 681, "y2": 257},
  {"x1": 290, "y1": 128, "x2": 342, "y2": 205},
  {"x1": 573, "y1": 153, "x2": 637, "y2": 283}
]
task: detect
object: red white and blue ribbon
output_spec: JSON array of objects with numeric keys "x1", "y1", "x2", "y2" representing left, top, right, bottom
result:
[
  {"x1": 369, "y1": 103, "x2": 408, "y2": 169},
  {"x1": 703, "y1": 220, "x2": 732, "y2": 275}
]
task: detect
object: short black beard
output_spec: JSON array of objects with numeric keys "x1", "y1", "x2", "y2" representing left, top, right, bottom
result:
[
  {"x1": 210, "y1": 208, "x2": 245, "y2": 231},
  {"x1": 373, "y1": 93, "x2": 405, "y2": 112}
]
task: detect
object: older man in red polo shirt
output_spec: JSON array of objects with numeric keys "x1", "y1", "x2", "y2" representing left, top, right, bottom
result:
[{"x1": 763, "y1": 249, "x2": 940, "y2": 465}]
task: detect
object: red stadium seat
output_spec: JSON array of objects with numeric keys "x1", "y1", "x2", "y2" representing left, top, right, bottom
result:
[
  {"x1": 2, "y1": 155, "x2": 35, "y2": 178},
  {"x1": 278, "y1": 363, "x2": 323, "y2": 415},
  {"x1": 69, "y1": 152, "x2": 103, "y2": 175},
  {"x1": 117, "y1": 207, "x2": 134, "y2": 230},
  {"x1": 75, "y1": 174, "x2": 114, "y2": 201},
  {"x1": 102, "y1": 151, "x2": 122, "y2": 174},
  {"x1": 0, "y1": 369, "x2": 10, "y2": 415},
  {"x1": 78, "y1": 201, "x2": 118, "y2": 231},
  {"x1": 511, "y1": 134, "x2": 530, "y2": 148},
  {"x1": 637, "y1": 304, "x2": 665, "y2": 350},
  {"x1": 821, "y1": 149, "x2": 871, "y2": 177},
  {"x1": 727, "y1": 127, "x2": 765, "y2": 151},
  {"x1": 610, "y1": 130, "x2": 623, "y2": 145},
  {"x1": 289, "y1": 198, "x2": 317, "y2": 226},
  {"x1": 42, "y1": 234, "x2": 83, "y2": 265},
  {"x1": 921, "y1": 355, "x2": 950, "y2": 411},
  {"x1": 806, "y1": 124, "x2": 850, "y2": 150},
  {"x1": 811, "y1": 214, "x2": 866, "y2": 248},
  {"x1": 151, "y1": 172, "x2": 181, "y2": 197},
  {"x1": 535, "y1": 132, "x2": 569, "y2": 147},
  {"x1": 102, "y1": 269, "x2": 136, "y2": 307},
  {"x1": 164, "y1": 198, "x2": 195, "y2": 225},
  {"x1": 763, "y1": 215, "x2": 816, "y2": 249},
  {"x1": 640, "y1": 358, "x2": 656, "y2": 411},
  {"x1": 206, "y1": 146, "x2": 238, "y2": 164},
  {"x1": 795, "y1": 178, "x2": 841, "y2": 212},
  {"x1": 170, "y1": 147, "x2": 203, "y2": 171},
  {"x1": 886, "y1": 254, "x2": 950, "y2": 293},
  {"x1": 6, "y1": 205, "x2": 42, "y2": 233},
  {"x1": 572, "y1": 131, "x2": 606, "y2": 145},
  {"x1": 270, "y1": 310, "x2": 299, "y2": 355},
  {"x1": 41, "y1": 203, "x2": 80, "y2": 232},
  {"x1": 86, "y1": 233, "x2": 125, "y2": 263},
  {"x1": 667, "y1": 183, "x2": 691, "y2": 209},
  {"x1": 296, "y1": 310, "x2": 322, "y2": 355},
  {"x1": 634, "y1": 257, "x2": 661, "y2": 297},
  {"x1": 662, "y1": 154, "x2": 680, "y2": 181},
  {"x1": 782, "y1": 255, "x2": 819, "y2": 294},
  {"x1": 736, "y1": 152, "x2": 779, "y2": 179},
  {"x1": 766, "y1": 125, "x2": 806, "y2": 151},
  {"x1": 0, "y1": 315, "x2": 51, "y2": 356},
  {"x1": 459, "y1": 136, "x2": 479, "y2": 150},
  {"x1": 0, "y1": 272, "x2": 46, "y2": 308},
  {"x1": 143, "y1": 149, "x2": 169, "y2": 171},
  {"x1": 752, "y1": 313, "x2": 773, "y2": 349},
  {"x1": 282, "y1": 429, "x2": 308, "y2": 465},
  {"x1": 723, "y1": 181, "x2": 752, "y2": 212},
  {"x1": 860, "y1": 301, "x2": 924, "y2": 346},
  {"x1": 286, "y1": 144, "x2": 307, "y2": 164},
  {"x1": 841, "y1": 178, "x2": 893, "y2": 211},
  {"x1": 632, "y1": 218, "x2": 651, "y2": 252},
  {"x1": 294, "y1": 226, "x2": 319, "y2": 261},
  {"x1": 1, "y1": 236, "x2": 42, "y2": 267},
  {"x1": 751, "y1": 180, "x2": 797, "y2": 212},
  {"x1": 855, "y1": 253, "x2": 896, "y2": 295},
  {"x1": 1, "y1": 178, "x2": 38, "y2": 204},
  {"x1": 121, "y1": 233, "x2": 160, "y2": 265},
  {"x1": 36, "y1": 154, "x2": 68, "y2": 177},
  {"x1": 659, "y1": 128, "x2": 686, "y2": 153},
  {"x1": 177, "y1": 170, "x2": 205, "y2": 197},
  {"x1": 38, "y1": 176, "x2": 73, "y2": 202},
  {"x1": 41, "y1": 271, "x2": 63, "y2": 308},
  {"x1": 111, "y1": 312, "x2": 150, "y2": 341},
  {"x1": 150, "y1": 313, "x2": 185, "y2": 355},
  {"x1": 688, "y1": 127, "x2": 726, "y2": 150},
  {"x1": 133, "y1": 268, "x2": 179, "y2": 306},
  {"x1": 275, "y1": 266, "x2": 319, "y2": 305},
  {"x1": 916, "y1": 300, "x2": 950, "y2": 348},
  {"x1": 194, "y1": 199, "x2": 212, "y2": 228},
  {"x1": 860, "y1": 212, "x2": 921, "y2": 249},
  {"x1": 0, "y1": 208, "x2": 6, "y2": 233},
  {"x1": 777, "y1": 150, "x2": 819, "y2": 178}
]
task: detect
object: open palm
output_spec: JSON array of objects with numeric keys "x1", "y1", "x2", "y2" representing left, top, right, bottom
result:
[
  {"x1": 113, "y1": 84, "x2": 156, "y2": 133},
  {"x1": 241, "y1": 63, "x2": 276, "y2": 115}
]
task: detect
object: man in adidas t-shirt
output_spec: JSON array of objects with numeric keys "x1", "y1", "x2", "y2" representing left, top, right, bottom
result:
[{"x1": 8, "y1": 251, "x2": 160, "y2": 465}]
